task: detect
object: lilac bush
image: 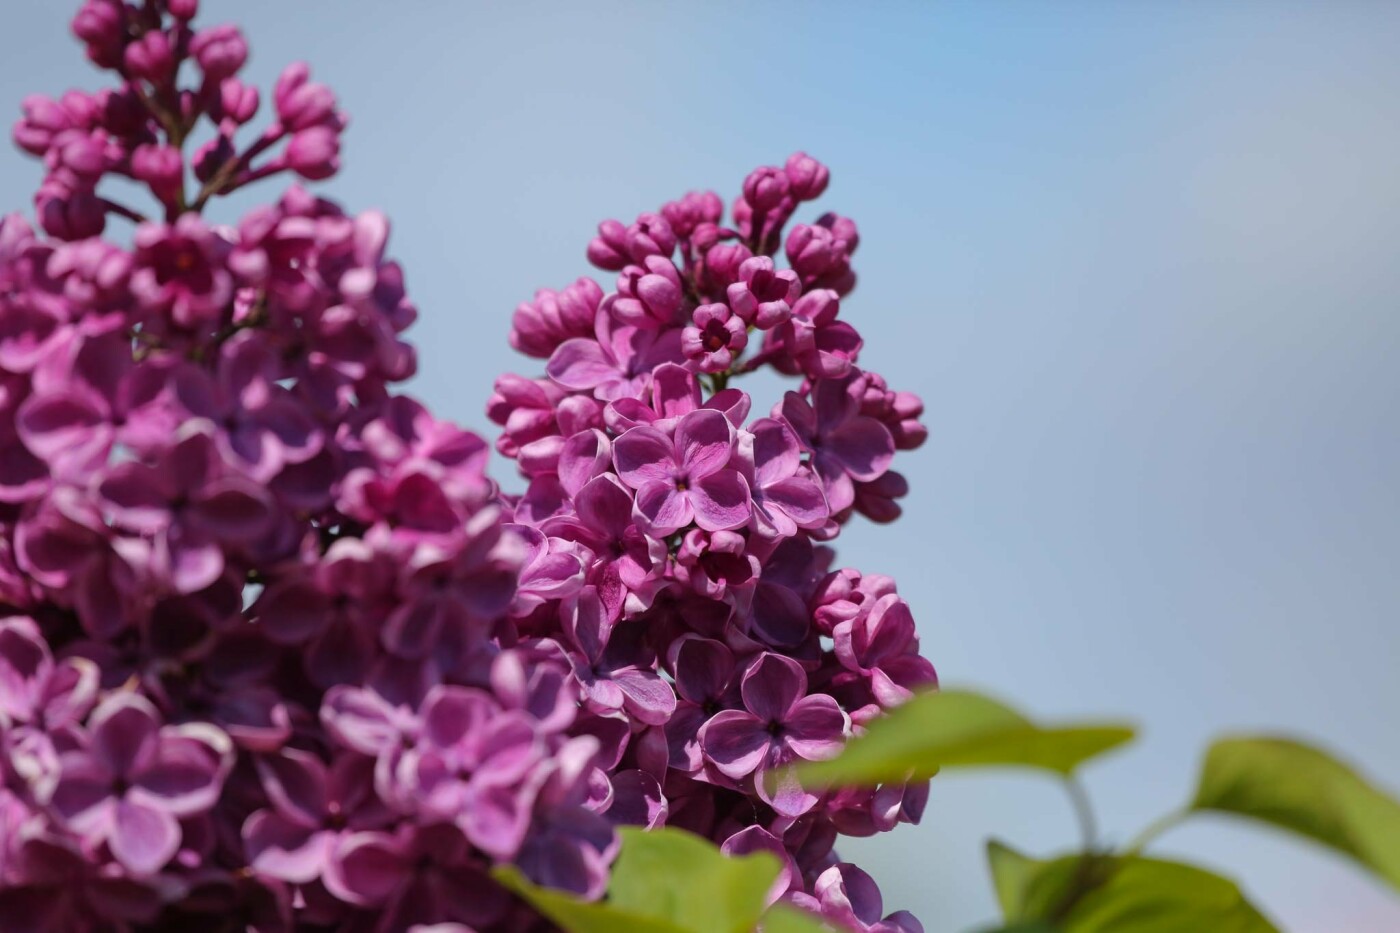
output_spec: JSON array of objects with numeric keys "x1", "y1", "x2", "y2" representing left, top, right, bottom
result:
[{"x1": 0, "y1": 2, "x2": 933, "y2": 931}]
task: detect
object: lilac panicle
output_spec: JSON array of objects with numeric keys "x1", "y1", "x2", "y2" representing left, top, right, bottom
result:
[
  {"x1": 492, "y1": 145, "x2": 933, "y2": 929},
  {"x1": 0, "y1": 2, "x2": 613, "y2": 930}
]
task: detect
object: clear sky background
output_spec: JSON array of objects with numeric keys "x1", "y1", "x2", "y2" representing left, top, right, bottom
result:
[{"x1": 3, "y1": 2, "x2": 1399, "y2": 930}]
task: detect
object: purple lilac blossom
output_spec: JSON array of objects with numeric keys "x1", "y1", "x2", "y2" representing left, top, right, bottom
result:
[
  {"x1": 494, "y1": 141, "x2": 936, "y2": 930},
  {"x1": 0, "y1": 2, "x2": 934, "y2": 930}
]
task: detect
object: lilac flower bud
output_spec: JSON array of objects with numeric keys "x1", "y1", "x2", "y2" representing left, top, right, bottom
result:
[
  {"x1": 661, "y1": 191, "x2": 723, "y2": 239},
  {"x1": 71, "y1": 0, "x2": 126, "y2": 69},
  {"x1": 191, "y1": 25, "x2": 250, "y2": 82},
  {"x1": 13, "y1": 95, "x2": 72, "y2": 156},
  {"x1": 123, "y1": 30, "x2": 176, "y2": 85},
  {"x1": 95, "y1": 87, "x2": 145, "y2": 139},
  {"x1": 742, "y1": 166, "x2": 790, "y2": 213},
  {"x1": 35, "y1": 176, "x2": 104, "y2": 240},
  {"x1": 817, "y1": 212, "x2": 860, "y2": 254},
  {"x1": 191, "y1": 133, "x2": 235, "y2": 183},
  {"x1": 218, "y1": 77, "x2": 261, "y2": 124},
  {"x1": 786, "y1": 223, "x2": 849, "y2": 280},
  {"x1": 167, "y1": 0, "x2": 200, "y2": 20},
  {"x1": 785, "y1": 151, "x2": 830, "y2": 201},
  {"x1": 681, "y1": 303, "x2": 747, "y2": 374},
  {"x1": 274, "y1": 62, "x2": 339, "y2": 131},
  {"x1": 586, "y1": 218, "x2": 630, "y2": 271},
  {"x1": 625, "y1": 212, "x2": 677, "y2": 262},
  {"x1": 131, "y1": 144, "x2": 184, "y2": 204},
  {"x1": 510, "y1": 277, "x2": 603, "y2": 358},
  {"x1": 285, "y1": 126, "x2": 341, "y2": 180},
  {"x1": 50, "y1": 130, "x2": 109, "y2": 180},
  {"x1": 726, "y1": 256, "x2": 801, "y2": 329},
  {"x1": 609, "y1": 256, "x2": 684, "y2": 328},
  {"x1": 699, "y1": 241, "x2": 752, "y2": 293}
]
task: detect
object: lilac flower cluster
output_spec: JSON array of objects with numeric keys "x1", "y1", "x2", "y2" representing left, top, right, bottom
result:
[
  {"x1": 491, "y1": 153, "x2": 935, "y2": 929},
  {"x1": 2, "y1": 3, "x2": 621, "y2": 930}
]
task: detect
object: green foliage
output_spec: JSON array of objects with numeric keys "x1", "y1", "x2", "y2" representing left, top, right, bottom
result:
[
  {"x1": 1192, "y1": 736, "x2": 1400, "y2": 891},
  {"x1": 799, "y1": 689, "x2": 1136, "y2": 787},
  {"x1": 500, "y1": 691, "x2": 1400, "y2": 933},
  {"x1": 985, "y1": 842, "x2": 1278, "y2": 932},
  {"x1": 496, "y1": 826, "x2": 790, "y2": 933}
]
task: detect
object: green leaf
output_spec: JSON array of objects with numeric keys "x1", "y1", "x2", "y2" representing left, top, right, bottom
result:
[
  {"x1": 608, "y1": 826, "x2": 780, "y2": 931},
  {"x1": 493, "y1": 866, "x2": 689, "y2": 933},
  {"x1": 494, "y1": 827, "x2": 781, "y2": 933},
  {"x1": 1059, "y1": 857, "x2": 1278, "y2": 933},
  {"x1": 986, "y1": 839, "x2": 1043, "y2": 918},
  {"x1": 1191, "y1": 736, "x2": 1400, "y2": 891},
  {"x1": 800, "y1": 689, "x2": 1135, "y2": 787},
  {"x1": 759, "y1": 903, "x2": 838, "y2": 932},
  {"x1": 988, "y1": 853, "x2": 1277, "y2": 933}
]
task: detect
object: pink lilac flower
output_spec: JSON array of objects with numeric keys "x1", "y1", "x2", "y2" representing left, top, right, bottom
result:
[{"x1": 612, "y1": 408, "x2": 752, "y2": 534}]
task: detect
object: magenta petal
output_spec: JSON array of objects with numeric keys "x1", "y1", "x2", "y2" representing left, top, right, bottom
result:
[
  {"x1": 558, "y1": 429, "x2": 611, "y2": 496},
  {"x1": 689, "y1": 470, "x2": 751, "y2": 532},
  {"x1": 607, "y1": 770, "x2": 668, "y2": 829},
  {"x1": 827, "y1": 417, "x2": 895, "y2": 481},
  {"x1": 47, "y1": 754, "x2": 113, "y2": 832},
  {"x1": 740, "y1": 653, "x2": 806, "y2": 722},
  {"x1": 783, "y1": 694, "x2": 849, "y2": 760},
  {"x1": 611, "y1": 668, "x2": 676, "y2": 726},
  {"x1": 131, "y1": 726, "x2": 231, "y2": 816},
  {"x1": 672, "y1": 636, "x2": 733, "y2": 703},
  {"x1": 325, "y1": 832, "x2": 407, "y2": 907},
  {"x1": 460, "y1": 781, "x2": 532, "y2": 860},
  {"x1": 764, "y1": 476, "x2": 828, "y2": 527},
  {"x1": 699, "y1": 710, "x2": 770, "y2": 779},
  {"x1": 674, "y1": 409, "x2": 734, "y2": 478},
  {"x1": 254, "y1": 748, "x2": 328, "y2": 827},
  {"x1": 611, "y1": 426, "x2": 676, "y2": 487},
  {"x1": 758, "y1": 760, "x2": 819, "y2": 818},
  {"x1": 634, "y1": 481, "x2": 691, "y2": 535},
  {"x1": 750, "y1": 418, "x2": 801, "y2": 485},
  {"x1": 90, "y1": 694, "x2": 160, "y2": 777},
  {"x1": 189, "y1": 478, "x2": 273, "y2": 541},
  {"x1": 16, "y1": 392, "x2": 111, "y2": 475},
  {"x1": 110, "y1": 798, "x2": 180, "y2": 875},
  {"x1": 546, "y1": 338, "x2": 616, "y2": 390},
  {"x1": 244, "y1": 810, "x2": 330, "y2": 884}
]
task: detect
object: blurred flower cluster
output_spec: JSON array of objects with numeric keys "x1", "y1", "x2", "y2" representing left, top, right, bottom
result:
[
  {"x1": 492, "y1": 151, "x2": 934, "y2": 928},
  {"x1": 0, "y1": 1, "x2": 933, "y2": 931},
  {"x1": 2, "y1": 1, "x2": 601, "y2": 930}
]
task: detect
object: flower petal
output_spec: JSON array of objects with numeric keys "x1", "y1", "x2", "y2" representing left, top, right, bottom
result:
[{"x1": 698, "y1": 709, "x2": 769, "y2": 779}]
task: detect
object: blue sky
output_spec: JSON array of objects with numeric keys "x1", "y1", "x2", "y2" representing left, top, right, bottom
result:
[{"x1": 2, "y1": 2, "x2": 1399, "y2": 929}]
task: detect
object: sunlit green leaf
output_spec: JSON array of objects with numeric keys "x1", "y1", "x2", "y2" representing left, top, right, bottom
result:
[
  {"x1": 986, "y1": 839, "x2": 1043, "y2": 918},
  {"x1": 759, "y1": 903, "x2": 838, "y2": 932},
  {"x1": 800, "y1": 689, "x2": 1135, "y2": 787},
  {"x1": 494, "y1": 827, "x2": 781, "y2": 933},
  {"x1": 988, "y1": 852, "x2": 1277, "y2": 933},
  {"x1": 493, "y1": 866, "x2": 689, "y2": 933},
  {"x1": 608, "y1": 826, "x2": 780, "y2": 931},
  {"x1": 1191, "y1": 736, "x2": 1400, "y2": 891}
]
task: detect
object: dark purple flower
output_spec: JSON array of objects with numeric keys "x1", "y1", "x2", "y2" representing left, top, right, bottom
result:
[
  {"x1": 741, "y1": 418, "x2": 829, "y2": 539},
  {"x1": 682, "y1": 302, "x2": 748, "y2": 373},
  {"x1": 38, "y1": 694, "x2": 232, "y2": 875},
  {"x1": 727, "y1": 256, "x2": 801, "y2": 329},
  {"x1": 699, "y1": 653, "x2": 848, "y2": 816},
  {"x1": 129, "y1": 215, "x2": 234, "y2": 329},
  {"x1": 777, "y1": 375, "x2": 895, "y2": 514}
]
